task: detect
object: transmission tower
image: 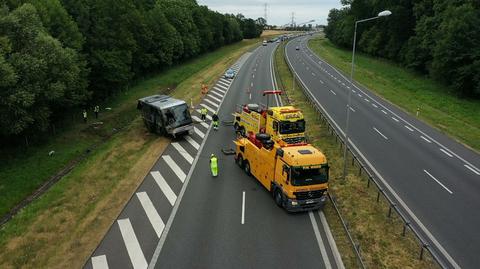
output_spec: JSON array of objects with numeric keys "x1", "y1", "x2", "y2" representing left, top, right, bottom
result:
[
  {"x1": 291, "y1": 12, "x2": 295, "y2": 28},
  {"x1": 264, "y1": 3, "x2": 268, "y2": 25}
]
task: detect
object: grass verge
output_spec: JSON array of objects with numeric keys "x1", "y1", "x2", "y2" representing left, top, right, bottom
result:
[
  {"x1": 308, "y1": 36, "x2": 480, "y2": 152},
  {"x1": 275, "y1": 41, "x2": 438, "y2": 268},
  {"x1": 0, "y1": 38, "x2": 260, "y2": 268},
  {"x1": 0, "y1": 38, "x2": 259, "y2": 221}
]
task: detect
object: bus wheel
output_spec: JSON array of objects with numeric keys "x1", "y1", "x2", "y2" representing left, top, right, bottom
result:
[
  {"x1": 274, "y1": 189, "x2": 283, "y2": 208},
  {"x1": 236, "y1": 155, "x2": 244, "y2": 168},
  {"x1": 244, "y1": 161, "x2": 251, "y2": 176}
]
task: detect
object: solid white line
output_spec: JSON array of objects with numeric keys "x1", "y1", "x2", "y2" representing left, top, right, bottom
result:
[
  {"x1": 136, "y1": 192, "x2": 165, "y2": 238},
  {"x1": 172, "y1": 142, "x2": 194, "y2": 164},
  {"x1": 392, "y1": 117, "x2": 399, "y2": 122},
  {"x1": 372, "y1": 104, "x2": 378, "y2": 108},
  {"x1": 439, "y1": 148, "x2": 453, "y2": 157},
  {"x1": 193, "y1": 127, "x2": 205, "y2": 138},
  {"x1": 308, "y1": 212, "x2": 332, "y2": 269},
  {"x1": 364, "y1": 98, "x2": 370, "y2": 103},
  {"x1": 424, "y1": 170, "x2": 453, "y2": 194},
  {"x1": 200, "y1": 103, "x2": 216, "y2": 113},
  {"x1": 319, "y1": 212, "x2": 345, "y2": 269},
  {"x1": 465, "y1": 164, "x2": 480, "y2": 175},
  {"x1": 117, "y1": 219, "x2": 148, "y2": 269},
  {"x1": 329, "y1": 90, "x2": 336, "y2": 95},
  {"x1": 210, "y1": 90, "x2": 224, "y2": 99},
  {"x1": 241, "y1": 191, "x2": 246, "y2": 224},
  {"x1": 381, "y1": 110, "x2": 388, "y2": 115},
  {"x1": 207, "y1": 94, "x2": 222, "y2": 103},
  {"x1": 191, "y1": 116, "x2": 209, "y2": 128},
  {"x1": 405, "y1": 125, "x2": 414, "y2": 132},
  {"x1": 420, "y1": 136, "x2": 432, "y2": 143},
  {"x1": 373, "y1": 127, "x2": 388, "y2": 140},
  {"x1": 185, "y1": 135, "x2": 200, "y2": 150},
  {"x1": 91, "y1": 255, "x2": 109, "y2": 269},
  {"x1": 162, "y1": 155, "x2": 186, "y2": 182},
  {"x1": 151, "y1": 171, "x2": 177, "y2": 206},
  {"x1": 204, "y1": 98, "x2": 219, "y2": 108}
]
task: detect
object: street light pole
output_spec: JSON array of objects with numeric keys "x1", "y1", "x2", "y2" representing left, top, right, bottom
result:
[{"x1": 342, "y1": 10, "x2": 392, "y2": 181}]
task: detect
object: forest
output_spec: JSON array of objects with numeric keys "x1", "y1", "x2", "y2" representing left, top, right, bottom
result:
[
  {"x1": 0, "y1": 0, "x2": 263, "y2": 143},
  {"x1": 325, "y1": 0, "x2": 480, "y2": 98}
]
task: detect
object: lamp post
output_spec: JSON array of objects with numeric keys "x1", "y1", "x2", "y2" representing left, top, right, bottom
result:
[{"x1": 342, "y1": 10, "x2": 392, "y2": 181}]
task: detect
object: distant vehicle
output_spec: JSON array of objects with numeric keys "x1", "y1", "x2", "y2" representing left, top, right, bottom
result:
[
  {"x1": 224, "y1": 68, "x2": 235, "y2": 79},
  {"x1": 137, "y1": 95, "x2": 193, "y2": 137},
  {"x1": 262, "y1": 40, "x2": 267, "y2": 46},
  {"x1": 295, "y1": 46, "x2": 300, "y2": 50},
  {"x1": 276, "y1": 39, "x2": 280, "y2": 43}
]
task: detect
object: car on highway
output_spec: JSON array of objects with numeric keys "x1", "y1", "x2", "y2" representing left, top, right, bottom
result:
[
  {"x1": 224, "y1": 68, "x2": 235, "y2": 79},
  {"x1": 295, "y1": 46, "x2": 300, "y2": 50},
  {"x1": 262, "y1": 40, "x2": 267, "y2": 46}
]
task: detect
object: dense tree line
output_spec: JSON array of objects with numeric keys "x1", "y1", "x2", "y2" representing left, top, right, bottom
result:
[
  {"x1": 325, "y1": 0, "x2": 480, "y2": 98},
  {"x1": 0, "y1": 0, "x2": 263, "y2": 141}
]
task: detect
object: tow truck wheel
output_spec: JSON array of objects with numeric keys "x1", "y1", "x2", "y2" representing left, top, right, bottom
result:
[
  {"x1": 244, "y1": 161, "x2": 251, "y2": 175},
  {"x1": 274, "y1": 189, "x2": 283, "y2": 208},
  {"x1": 236, "y1": 155, "x2": 244, "y2": 168}
]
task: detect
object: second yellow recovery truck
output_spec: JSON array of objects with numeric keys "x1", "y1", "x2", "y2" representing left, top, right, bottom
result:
[{"x1": 234, "y1": 132, "x2": 329, "y2": 212}]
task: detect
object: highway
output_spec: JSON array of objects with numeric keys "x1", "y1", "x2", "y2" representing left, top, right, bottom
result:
[
  {"x1": 285, "y1": 35, "x2": 480, "y2": 269},
  {"x1": 85, "y1": 42, "x2": 344, "y2": 269}
]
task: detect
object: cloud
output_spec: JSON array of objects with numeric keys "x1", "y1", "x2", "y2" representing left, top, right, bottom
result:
[{"x1": 197, "y1": 0, "x2": 343, "y2": 25}]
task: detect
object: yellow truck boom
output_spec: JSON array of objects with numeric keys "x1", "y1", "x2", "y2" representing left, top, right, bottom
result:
[{"x1": 234, "y1": 133, "x2": 328, "y2": 212}]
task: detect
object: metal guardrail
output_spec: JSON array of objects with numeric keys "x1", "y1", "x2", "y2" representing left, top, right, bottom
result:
[{"x1": 281, "y1": 40, "x2": 448, "y2": 269}]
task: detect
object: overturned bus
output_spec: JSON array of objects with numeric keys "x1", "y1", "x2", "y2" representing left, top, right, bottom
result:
[{"x1": 137, "y1": 95, "x2": 193, "y2": 137}]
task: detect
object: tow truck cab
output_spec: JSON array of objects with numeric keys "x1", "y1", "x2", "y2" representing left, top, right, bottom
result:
[
  {"x1": 234, "y1": 133, "x2": 328, "y2": 212},
  {"x1": 137, "y1": 95, "x2": 193, "y2": 137}
]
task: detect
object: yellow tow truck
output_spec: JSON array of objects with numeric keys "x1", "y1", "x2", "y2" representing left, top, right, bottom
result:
[
  {"x1": 233, "y1": 91, "x2": 306, "y2": 145},
  {"x1": 234, "y1": 132, "x2": 329, "y2": 212}
]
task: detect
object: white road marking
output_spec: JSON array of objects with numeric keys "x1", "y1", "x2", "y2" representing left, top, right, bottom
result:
[
  {"x1": 213, "y1": 86, "x2": 226, "y2": 93},
  {"x1": 357, "y1": 94, "x2": 362, "y2": 97},
  {"x1": 319, "y1": 80, "x2": 324, "y2": 84},
  {"x1": 309, "y1": 212, "x2": 332, "y2": 269},
  {"x1": 439, "y1": 148, "x2": 453, "y2": 157},
  {"x1": 200, "y1": 103, "x2": 216, "y2": 113},
  {"x1": 204, "y1": 98, "x2": 219, "y2": 108},
  {"x1": 381, "y1": 110, "x2": 388, "y2": 115},
  {"x1": 217, "y1": 80, "x2": 230, "y2": 88},
  {"x1": 210, "y1": 90, "x2": 224, "y2": 99},
  {"x1": 91, "y1": 255, "x2": 109, "y2": 269},
  {"x1": 241, "y1": 191, "x2": 246, "y2": 224},
  {"x1": 329, "y1": 90, "x2": 336, "y2": 95},
  {"x1": 351, "y1": 88, "x2": 354, "y2": 92},
  {"x1": 349, "y1": 106, "x2": 355, "y2": 112},
  {"x1": 172, "y1": 142, "x2": 194, "y2": 164},
  {"x1": 193, "y1": 127, "x2": 205, "y2": 138},
  {"x1": 162, "y1": 155, "x2": 186, "y2": 182},
  {"x1": 392, "y1": 117, "x2": 399, "y2": 122},
  {"x1": 207, "y1": 94, "x2": 222, "y2": 103},
  {"x1": 373, "y1": 127, "x2": 388, "y2": 140},
  {"x1": 136, "y1": 192, "x2": 165, "y2": 238},
  {"x1": 364, "y1": 98, "x2": 370, "y2": 102},
  {"x1": 250, "y1": 82, "x2": 253, "y2": 88},
  {"x1": 191, "y1": 116, "x2": 209, "y2": 128},
  {"x1": 372, "y1": 104, "x2": 378, "y2": 108},
  {"x1": 219, "y1": 78, "x2": 230, "y2": 85},
  {"x1": 118, "y1": 219, "x2": 148, "y2": 269},
  {"x1": 252, "y1": 74, "x2": 255, "y2": 78},
  {"x1": 341, "y1": 82, "x2": 345, "y2": 86},
  {"x1": 185, "y1": 136, "x2": 200, "y2": 150},
  {"x1": 465, "y1": 165, "x2": 480, "y2": 175},
  {"x1": 404, "y1": 125, "x2": 414, "y2": 132},
  {"x1": 312, "y1": 72, "x2": 316, "y2": 76},
  {"x1": 151, "y1": 171, "x2": 177, "y2": 206},
  {"x1": 423, "y1": 170, "x2": 453, "y2": 194},
  {"x1": 420, "y1": 136, "x2": 432, "y2": 143},
  {"x1": 319, "y1": 212, "x2": 345, "y2": 269}
]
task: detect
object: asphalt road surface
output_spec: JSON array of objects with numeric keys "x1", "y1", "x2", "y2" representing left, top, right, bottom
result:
[
  {"x1": 85, "y1": 42, "x2": 344, "y2": 269},
  {"x1": 286, "y1": 35, "x2": 480, "y2": 269}
]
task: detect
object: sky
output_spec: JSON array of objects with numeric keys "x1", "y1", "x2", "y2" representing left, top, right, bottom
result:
[{"x1": 197, "y1": 0, "x2": 344, "y2": 26}]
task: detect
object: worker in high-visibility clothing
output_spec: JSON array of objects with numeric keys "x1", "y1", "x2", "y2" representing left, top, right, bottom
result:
[
  {"x1": 212, "y1": 112, "x2": 219, "y2": 130},
  {"x1": 200, "y1": 107, "x2": 208, "y2": 121},
  {"x1": 210, "y1": 154, "x2": 218, "y2": 177}
]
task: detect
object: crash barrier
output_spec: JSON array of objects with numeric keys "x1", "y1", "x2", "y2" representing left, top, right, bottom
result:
[{"x1": 282, "y1": 41, "x2": 447, "y2": 269}]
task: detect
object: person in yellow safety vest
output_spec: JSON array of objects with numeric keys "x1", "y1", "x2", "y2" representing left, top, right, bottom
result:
[
  {"x1": 200, "y1": 107, "x2": 208, "y2": 121},
  {"x1": 83, "y1": 109, "x2": 87, "y2": 123},
  {"x1": 210, "y1": 154, "x2": 218, "y2": 177},
  {"x1": 212, "y1": 112, "x2": 219, "y2": 130}
]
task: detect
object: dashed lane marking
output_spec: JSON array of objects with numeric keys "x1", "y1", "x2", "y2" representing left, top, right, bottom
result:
[
  {"x1": 117, "y1": 219, "x2": 148, "y2": 269},
  {"x1": 392, "y1": 117, "x2": 399, "y2": 122},
  {"x1": 440, "y1": 148, "x2": 453, "y2": 158},
  {"x1": 172, "y1": 143, "x2": 194, "y2": 164},
  {"x1": 162, "y1": 155, "x2": 186, "y2": 182},
  {"x1": 364, "y1": 98, "x2": 370, "y2": 103},
  {"x1": 381, "y1": 110, "x2": 388, "y2": 115},
  {"x1": 373, "y1": 127, "x2": 388, "y2": 140},
  {"x1": 420, "y1": 136, "x2": 432, "y2": 143},
  {"x1": 136, "y1": 192, "x2": 165, "y2": 238},
  {"x1": 329, "y1": 90, "x2": 336, "y2": 95},
  {"x1": 424, "y1": 170, "x2": 453, "y2": 194},
  {"x1": 91, "y1": 255, "x2": 109, "y2": 269},
  {"x1": 185, "y1": 136, "x2": 200, "y2": 150},
  {"x1": 465, "y1": 165, "x2": 480, "y2": 176},
  {"x1": 151, "y1": 171, "x2": 177, "y2": 206},
  {"x1": 405, "y1": 125, "x2": 414, "y2": 132},
  {"x1": 372, "y1": 104, "x2": 378, "y2": 108}
]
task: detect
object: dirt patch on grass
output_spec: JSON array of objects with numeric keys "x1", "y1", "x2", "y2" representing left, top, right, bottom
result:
[{"x1": 261, "y1": 30, "x2": 292, "y2": 37}]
